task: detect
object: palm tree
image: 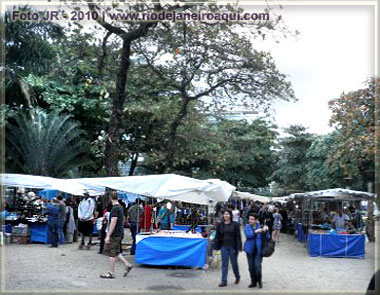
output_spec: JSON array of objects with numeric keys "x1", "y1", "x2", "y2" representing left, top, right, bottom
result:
[{"x1": 6, "y1": 108, "x2": 91, "y2": 177}]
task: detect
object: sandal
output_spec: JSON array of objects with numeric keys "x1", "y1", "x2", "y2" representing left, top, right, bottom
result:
[
  {"x1": 100, "y1": 272, "x2": 115, "y2": 279},
  {"x1": 123, "y1": 265, "x2": 133, "y2": 277}
]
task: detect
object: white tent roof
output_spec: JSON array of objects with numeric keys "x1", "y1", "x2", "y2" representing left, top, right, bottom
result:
[
  {"x1": 233, "y1": 191, "x2": 272, "y2": 203},
  {"x1": 70, "y1": 174, "x2": 235, "y2": 205},
  {"x1": 1, "y1": 173, "x2": 101, "y2": 196},
  {"x1": 1, "y1": 173, "x2": 235, "y2": 205},
  {"x1": 293, "y1": 188, "x2": 375, "y2": 200}
]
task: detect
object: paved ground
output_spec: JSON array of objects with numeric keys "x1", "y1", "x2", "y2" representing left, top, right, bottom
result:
[{"x1": 1, "y1": 228, "x2": 377, "y2": 295}]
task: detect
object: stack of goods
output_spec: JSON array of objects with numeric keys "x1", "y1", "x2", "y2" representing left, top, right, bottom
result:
[{"x1": 11, "y1": 224, "x2": 29, "y2": 244}]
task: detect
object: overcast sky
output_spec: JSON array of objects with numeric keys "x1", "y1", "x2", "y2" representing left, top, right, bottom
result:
[{"x1": 250, "y1": 4, "x2": 375, "y2": 135}]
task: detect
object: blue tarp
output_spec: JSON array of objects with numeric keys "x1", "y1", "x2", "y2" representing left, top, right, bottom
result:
[
  {"x1": 135, "y1": 236, "x2": 207, "y2": 267},
  {"x1": 37, "y1": 189, "x2": 70, "y2": 200},
  {"x1": 308, "y1": 233, "x2": 365, "y2": 258},
  {"x1": 172, "y1": 224, "x2": 202, "y2": 233},
  {"x1": 30, "y1": 223, "x2": 49, "y2": 243},
  {"x1": 297, "y1": 223, "x2": 308, "y2": 243}
]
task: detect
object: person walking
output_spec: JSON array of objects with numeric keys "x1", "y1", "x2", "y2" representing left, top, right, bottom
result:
[
  {"x1": 127, "y1": 199, "x2": 143, "y2": 255},
  {"x1": 64, "y1": 199, "x2": 76, "y2": 243},
  {"x1": 45, "y1": 198, "x2": 60, "y2": 248},
  {"x1": 214, "y1": 209, "x2": 242, "y2": 287},
  {"x1": 56, "y1": 195, "x2": 66, "y2": 245},
  {"x1": 244, "y1": 213, "x2": 270, "y2": 289},
  {"x1": 100, "y1": 191, "x2": 133, "y2": 279},
  {"x1": 272, "y1": 208, "x2": 283, "y2": 243},
  {"x1": 78, "y1": 193, "x2": 96, "y2": 250}
]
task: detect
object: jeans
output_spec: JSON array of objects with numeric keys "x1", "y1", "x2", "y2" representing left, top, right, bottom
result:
[
  {"x1": 129, "y1": 221, "x2": 138, "y2": 255},
  {"x1": 48, "y1": 223, "x2": 59, "y2": 247},
  {"x1": 160, "y1": 223, "x2": 170, "y2": 230},
  {"x1": 221, "y1": 246, "x2": 240, "y2": 284},
  {"x1": 246, "y1": 251, "x2": 263, "y2": 284}
]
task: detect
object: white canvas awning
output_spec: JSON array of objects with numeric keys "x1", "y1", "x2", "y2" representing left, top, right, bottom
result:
[
  {"x1": 70, "y1": 174, "x2": 235, "y2": 205},
  {"x1": 233, "y1": 191, "x2": 272, "y2": 203},
  {"x1": 1, "y1": 173, "x2": 102, "y2": 196},
  {"x1": 293, "y1": 188, "x2": 375, "y2": 200}
]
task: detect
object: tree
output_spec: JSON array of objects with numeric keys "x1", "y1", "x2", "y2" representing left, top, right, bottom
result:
[
  {"x1": 4, "y1": 5, "x2": 64, "y2": 109},
  {"x1": 136, "y1": 20, "x2": 295, "y2": 171},
  {"x1": 328, "y1": 78, "x2": 377, "y2": 190},
  {"x1": 271, "y1": 125, "x2": 315, "y2": 192},
  {"x1": 305, "y1": 133, "x2": 345, "y2": 190},
  {"x1": 6, "y1": 108, "x2": 90, "y2": 177},
  {"x1": 215, "y1": 119, "x2": 278, "y2": 188}
]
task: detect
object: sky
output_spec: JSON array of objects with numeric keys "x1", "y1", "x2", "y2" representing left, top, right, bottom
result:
[{"x1": 248, "y1": 4, "x2": 375, "y2": 135}]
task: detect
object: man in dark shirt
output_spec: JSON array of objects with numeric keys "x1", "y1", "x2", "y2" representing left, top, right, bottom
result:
[{"x1": 100, "y1": 191, "x2": 133, "y2": 279}]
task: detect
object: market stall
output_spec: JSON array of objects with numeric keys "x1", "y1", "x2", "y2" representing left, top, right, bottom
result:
[
  {"x1": 297, "y1": 188, "x2": 374, "y2": 258},
  {"x1": 308, "y1": 230, "x2": 365, "y2": 258},
  {"x1": 135, "y1": 231, "x2": 207, "y2": 267}
]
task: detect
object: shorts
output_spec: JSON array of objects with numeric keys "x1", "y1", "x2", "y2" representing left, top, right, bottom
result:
[
  {"x1": 78, "y1": 220, "x2": 93, "y2": 236},
  {"x1": 104, "y1": 236, "x2": 122, "y2": 257}
]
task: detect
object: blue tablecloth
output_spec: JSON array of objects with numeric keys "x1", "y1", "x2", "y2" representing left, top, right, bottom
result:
[
  {"x1": 308, "y1": 233, "x2": 365, "y2": 258},
  {"x1": 172, "y1": 224, "x2": 202, "y2": 233},
  {"x1": 135, "y1": 235, "x2": 207, "y2": 267},
  {"x1": 30, "y1": 223, "x2": 49, "y2": 243}
]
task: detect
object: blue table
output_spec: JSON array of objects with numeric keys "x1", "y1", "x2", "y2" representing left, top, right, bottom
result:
[
  {"x1": 308, "y1": 232, "x2": 365, "y2": 258},
  {"x1": 135, "y1": 234, "x2": 207, "y2": 267},
  {"x1": 172, "y1": 224, "x2": 202, "y2": 233}
]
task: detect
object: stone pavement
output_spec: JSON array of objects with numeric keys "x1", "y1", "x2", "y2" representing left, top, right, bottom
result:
[{"x1": 1, "y1": 229, "x2": 376, "y2": 295}]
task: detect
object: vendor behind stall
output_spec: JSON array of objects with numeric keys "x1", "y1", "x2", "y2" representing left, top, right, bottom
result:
[
  {"x1": 332, "y1": 210, "x2": 350, "y2": 230},
  {"x1": 346, "y1": 220, "x2": 358, "y2": 234}
]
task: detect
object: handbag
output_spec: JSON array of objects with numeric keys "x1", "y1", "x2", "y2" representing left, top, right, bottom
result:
[{"x1": 261, "y1": 236, "x2": 275, "y2": 257}]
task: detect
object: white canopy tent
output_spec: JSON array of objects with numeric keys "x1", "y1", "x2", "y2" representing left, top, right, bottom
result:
[
  {"x1": 70, "y1": 174, "x2": 235, "y2": 205},
  {"x1": 294, "y1": 188, "x2": 375, "y2": 200},
  {"x1": 0, "y1": 173, "x2": 102, "y2": 196},
  {"x1": 1, "y1": 173, "x2": 235, "y2": 205},
  {"x1": 233, "y1": 191, "x2": 272, "y2": 203}
]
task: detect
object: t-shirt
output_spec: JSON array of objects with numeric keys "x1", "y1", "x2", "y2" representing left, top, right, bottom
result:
[
  {"x1": 232, "y1": 210, "x2": 240, "y2": 222},
  {"x1": 110, "y1": 205, "x2": 124, "y2": 237},
  {"x1": 222, "y1": 222, "x2": 235, "y2": 247},
  {"x1": 333, "y1": 214, "x2": 349, "y2": 229}
]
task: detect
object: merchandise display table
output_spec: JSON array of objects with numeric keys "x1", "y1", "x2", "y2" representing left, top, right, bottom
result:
[
  {"x1": 308, "y1": 231, "x2": 365, "y2": 258},
  {"x1": 172, "y1": 224, "x2": 202, "y2": 233},
  {"x1": 135, "y1": 231, "x2": 207, "y2": 267}
]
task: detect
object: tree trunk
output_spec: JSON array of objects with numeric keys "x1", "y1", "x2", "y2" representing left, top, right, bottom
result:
[
  {"x1": 164, "y1": 96, "x2": 191, "y2": 172},
  {"x1": 105, "y1": 39, "x2": 131, "y2": 176},
  {"x1": 129, "y1": 153, "x2": 139, "y2": 176}
]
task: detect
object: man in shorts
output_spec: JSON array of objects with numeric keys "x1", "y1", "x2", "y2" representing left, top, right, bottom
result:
[{"x1": 100, "y1": 191, "x2": 133, "y2": 279}]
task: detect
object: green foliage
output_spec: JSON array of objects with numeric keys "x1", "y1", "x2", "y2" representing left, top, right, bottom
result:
[
  {"x1": 328, "y1": 78, "x2": 376, "y2": 184},
  {"x1": 305, "y1": 133, "x2": 345, "y2": 190},
  {"x1": 271, "y1": 125, "x2": 315, "y2": 192},
  {"x1": 5, "y1": 6, "x2": 64, "y2": 75},
  {"x1": 6, "y1": 108, "x2": 91, "y2": 177}
]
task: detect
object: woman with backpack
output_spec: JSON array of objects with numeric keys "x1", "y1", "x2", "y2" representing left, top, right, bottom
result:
[{"x1": 244, "y1": 213, "x2": 270, "y2": 289}]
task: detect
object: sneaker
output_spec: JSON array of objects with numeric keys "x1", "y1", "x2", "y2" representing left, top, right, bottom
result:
[
  {"x1": 248, "y1": 283, "x2": 257, "y2": 288},
  {"x1": 78, "y1": 244, "x2": 84, "y2": 250},
  {"x1": 123, "y1": 265, "x2": 133, "y2": 277},
  {"x1": 218, "y1": 283, "x2": 227, "y2": 287},
  {"x1": 235, "y1": 278, "x2": 240, "y2": 284}
]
